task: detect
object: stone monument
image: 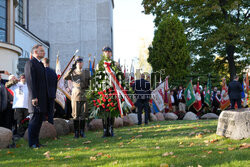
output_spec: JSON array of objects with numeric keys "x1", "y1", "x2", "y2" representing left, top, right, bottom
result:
[{"x1": 216, "y1": 108, "x2": 250, "y2": 140}]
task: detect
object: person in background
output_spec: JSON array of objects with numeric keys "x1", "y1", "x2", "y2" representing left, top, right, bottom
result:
[
  {"x1": 0, "y1": 73, "x2": 8, "y2": 127},
  {"x1": 42, "y1": 58, "x2": 58, "y2": 124},
  {"x1": 178, "y1": 86, "x2": 186, "y2": 113},
  {"x1": 132, "y1": 73, "x2": 151, "y2": 125},
  {"x1": 25, "y1": 44, "x2": 48, "y2": 148},
  {"x1": 5, "y1": 74, "x2": 29, "y2": 137},
  {"x1": 170, "y1": 90, "x2": 176, "y2": 112},
  {"x1": 228, "y1": 75, "x2": 243, "y2": 109}
]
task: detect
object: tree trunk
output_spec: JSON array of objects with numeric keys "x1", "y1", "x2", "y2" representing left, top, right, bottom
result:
[{"x1": 226, "y1": 44, "x2": 236, "y2": 81}]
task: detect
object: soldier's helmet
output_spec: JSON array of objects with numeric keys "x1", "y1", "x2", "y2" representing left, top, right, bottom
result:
[{"x1": 102, "y1": 46, "x2": 112, "y2": 52}]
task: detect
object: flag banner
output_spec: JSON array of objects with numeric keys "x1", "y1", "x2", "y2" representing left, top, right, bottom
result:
[
  {"x1": 164, "y1": 77, "x2": 172, "y2": 112},
  {"x1": 104, "y1": 61, "x2": 135, "y2": 117},
  {"x1": 220, "y1": 78, "x2": 230, "y2": 110},
  {"x1": 152, "y1": 101, "x2": 160, "y2": 113},
  {"x1": 151, "y1": 82, "x2": 165, "y2": 112},
  {"x1": 242, "y1": 77, "x2": 248, "y2": 107},
  {"x1": 193, "y1": 81, "x2": 202, "y2": 111},
  {"x1": 184, "y1": 80, "x2": 196, "y2": 109},
  {"x1": 55, "y1": 88, "x2": 66, "y2": 109},
  {"x1": 204, "y1": 77, "x2": 212, "y2": 107},
  {"x1": 57, "y1": 56, "x2": 75, "y2": 100},
  {"x1": 56, "y1": 53, "x2": 61, "y2": 78}
]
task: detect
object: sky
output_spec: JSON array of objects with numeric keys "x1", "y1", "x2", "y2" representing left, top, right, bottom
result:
[{"x1": 113, "y1": 0, "x2": 155, "y2": 69}]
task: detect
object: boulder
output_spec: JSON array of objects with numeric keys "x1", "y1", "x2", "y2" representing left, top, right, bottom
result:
[
  {"x1": 150, "y1": 113, "x2": 158, "y2": 122},
  {"x1": 183, "y1": 112, "x2": 199, "y2": 120},
  {"x1": 24, "y1": 121, "x2": 57, "y2": 140},
  {"x1": 216, "y1": 108, "x2": 250, "y2": 140},
  {"x1": 53, "y1": 118, "x2": 70, "y2": 136},
  {"x1": 164, "y1": 112, "x2": 178, "y2": 120},
  {"x1": 122, "y1": 116, "x2": 134, "y2": 126},
  {"x1": 89, "y1": 119, "x2": 103, "y2": 131},
  {"x1": 155, "y1": 112, "x2": 165, "y2": 121},
  {"x1": 0, "y1": 127, "x2": 12, "y2": 149},
  {"x1": 201, "y1": 113, "x2": 219, "y2": 119},
  {"x1": 66, "y1": 119, "x2": 74, "y2": 133},
  {"x1": 114, "y1": 117, "x2": 123, "y2": 128},
  {"x1": 128, "y1": 113, "x2": 138, "y2": 124}
]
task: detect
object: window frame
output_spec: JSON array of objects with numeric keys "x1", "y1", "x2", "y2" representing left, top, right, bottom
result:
[{"x1": 0, "y1": 0, "x2": 7, "y2": 42}]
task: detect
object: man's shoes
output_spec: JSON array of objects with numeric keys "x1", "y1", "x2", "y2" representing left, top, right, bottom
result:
[
  {"x1": 37, "y1": 143, "x2": 46, "y2": 147},
  {"x1": 30, "y1": 144, "x2": 39, "y2": 149}
]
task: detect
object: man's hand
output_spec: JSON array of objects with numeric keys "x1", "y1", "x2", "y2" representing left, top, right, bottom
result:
[{"x1": 32, "y1": 98, "x2": 38, "y2": 106}]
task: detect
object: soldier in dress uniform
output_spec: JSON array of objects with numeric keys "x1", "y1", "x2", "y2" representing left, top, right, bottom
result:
[{"x1": 64, "y1": 57, "x2": 90, "y2": 138}]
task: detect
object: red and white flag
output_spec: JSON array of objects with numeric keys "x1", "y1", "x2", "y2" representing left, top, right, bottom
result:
[
  {"x1": 193, "y1": 81, "x2": 202, "y2": 111},
  {"x1": 220, "y1": 78, "x2": 230, "y2": 110},
  {"x1": 56, "y1": 53, "x2": 62, "y2": 79},
  {"x1": 164, "y1": 77, "x2": 172, "y2": 112}
]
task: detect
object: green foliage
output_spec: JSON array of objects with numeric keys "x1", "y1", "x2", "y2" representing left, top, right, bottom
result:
[
  {"x1": 142, "y1": 0, "x2": 250, "y2": 80},
  {"x1": 148, "y1": 15, "x2": 191, "y2": 86}
]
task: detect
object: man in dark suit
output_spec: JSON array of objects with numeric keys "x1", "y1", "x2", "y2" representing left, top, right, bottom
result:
[
  {"x1": 42, "y1": 58, "x2": 58, "y2": 124},
  {"x1": 132, "y1": 73, "x2": 151, "y2": 125},
  {"x1": 25, "y1": 44, "x2": 48, "y2": 148},
  {"x1": 228, "y1": 75, "x2": 243, "y2": 109}
]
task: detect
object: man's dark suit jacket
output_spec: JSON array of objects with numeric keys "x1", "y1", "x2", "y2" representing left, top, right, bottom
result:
[
  {"x1": 132, "y1": 79, "x2": 151, "y2": 100},
  {"x1": 25, "y1": 57, "x2": 48, "y2": 113},
  {"x1": 45, "y1": 67, "x2": 58, "y2": 99},
  {"x1": 228, "y1": 80, "x2": 243, "y2": 100}
]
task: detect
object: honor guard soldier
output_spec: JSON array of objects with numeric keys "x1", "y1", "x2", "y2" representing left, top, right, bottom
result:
[{"x1": 64, "y1": 57, "x2": 90, "y2": 138}]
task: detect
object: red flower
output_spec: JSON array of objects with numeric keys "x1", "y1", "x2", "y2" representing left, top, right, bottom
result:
[
  {"x1": 97, "y1": 99, "x2": 101, "y2": 103},
  {"x1": 104, "y1": 90, "x2": 107, "y2": 93},
  {"x1": 111, "y1": 102, "x2": 114, "y2": 107},
  {"x1": 102, "y1": 104, "x2": 105, "y2": 108},
  {"x1": 102, "y1": 98, "x2": 107, "y2": 102},
  {"x1": 108, "y1": 88, "x2": 112, "y2": 92},
  {"x1": 93, "y1": 100, "x2": 96, "y2": 103},
  {"x1": 121, "y1": 99, "x2": 125, "y2": 102},
  {"x1": 108, "y1": 99, "x2": 111, "y2": 102},
  {"x1": 106, "y1": 109, "x2": 110, "y2": 112},
  {"x1": 94, "y1": 103, "x2": 97, "y2": 106},
  {"x1": 107, "y1": 104, "x2": 110, "y2": 107},
  {"x1": 97, "y1": 105, "x2": 100, "y2": 108},
  {"x1": 109, "y1": 93, "x2": 112, "y2": 97}
]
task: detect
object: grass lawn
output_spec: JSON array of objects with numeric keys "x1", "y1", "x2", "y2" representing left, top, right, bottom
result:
[{"x1": 0, "y1": 120, "x2": 249, "y2": 167}]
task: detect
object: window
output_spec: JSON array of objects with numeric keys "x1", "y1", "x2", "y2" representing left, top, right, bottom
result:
[
  {"x1": 17, "y1": 0, "x2": 23, "y2": 25},
  {"x1": 0, "y1": 0, "x2": 7, "y2": 42}
]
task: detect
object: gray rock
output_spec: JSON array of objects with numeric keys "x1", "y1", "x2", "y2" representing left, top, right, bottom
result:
[
  {"x1": 128, "y1": 113, "x2": 138, "y2": 124},
  {"x1": 24, "y1": 121, "x2": 57, "y2": 140},
  {"x1": 216, "y1": 108, "x2": 250, "y2": 140},
  {"x1": 164, "y1": 112, "x2": 178, "y2": 120},
  {"x1": 89, "y1": 119, "x2": 103, "y2": 131},
  {"x1": 150, "y1": 113, "x2": 158, "y2": 122},
  {"x1": 54, "y1": 118, "x2": 70, "y2": 136},
  {"x1": 122, "y1": 116, "x2": 134, "y2": 126},
  {"x1": 0, "y1": 127, "x2": 12, "y2": 149},
  {"x1": 67, "y1": 119, "x2": 74, "y2": 133},
  {"x1": 114, "y1": 117, "x2": 123, "y2": 128},
  {"x1": 201, "y1": 113, "x2": 219, "y2": 119},
  {"x1": 183, "y1": 112, "x2": 199, "y2": 120},
  {"x1": 155, "y1": 112, "x2": 165, "y2": 121}
]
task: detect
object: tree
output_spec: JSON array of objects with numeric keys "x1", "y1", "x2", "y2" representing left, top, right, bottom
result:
[
  {"x1": 148, "y1": 15, "x2": 191, "y2": 86},
  {"x1": 142, "y1": 0, "x2": 249, "y2": 80}
]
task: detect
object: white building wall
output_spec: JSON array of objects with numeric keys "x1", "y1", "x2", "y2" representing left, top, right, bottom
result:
[{"x1": 28, "y1": 0, "x2": 114, "y2": 70}]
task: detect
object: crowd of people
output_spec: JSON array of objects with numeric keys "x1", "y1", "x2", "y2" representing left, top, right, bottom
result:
[{"x1": 0, "y1": 43, "x2": 247, "y2": 149}]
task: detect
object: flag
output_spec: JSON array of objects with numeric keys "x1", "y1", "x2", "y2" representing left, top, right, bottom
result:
[
  {"x1": 193, "y1": 81, "x2": 202, "y2": 111},
  {"x1": 246, "y1": 72, "x2": 249, "y2": 92},
  {"x1": 92, "y1": 56, "x2": 96, "y2": 69},
  {"x1": 220, "y1": 78, "x2": 230, "y2": 110},
  {"x1": 204, "y1": 77, "x2": 212, "y2": 107},
  {"x1": 164, "y1": 77, "x2": 172, "y2": 112},
  {"x1": 56, "y1": 53, "x2": 62, "y2": 79},
  {"x1": 242, "y1": 77, "x2": 248, "y2": 107},
  {"x1": 152, "y1": 101, "x2": 160, "y2": 113},
  {"x1": 129, "y1": 60, "x2": 135, "y2": 86},
  {"x1": 184, "y1": 80, "x2": 196, "y2": 109}
]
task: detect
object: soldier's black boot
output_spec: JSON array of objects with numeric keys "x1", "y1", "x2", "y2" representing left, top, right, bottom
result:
[
  {"x1": 102, "y1": 119, "x2": 108, "y2": 138},
  {"x1": 109, "y1": 117, "x2": 115, "y2": 137},
  {"x1": 73, "y1": 120, "x2": 79, "y2": 138},
  {"x1": 80, "y1": 120, "x2": 86, "y2": 138}
]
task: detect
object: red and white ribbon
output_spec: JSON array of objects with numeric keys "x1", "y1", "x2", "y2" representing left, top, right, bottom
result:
[{"x1": 104, "y1": 61, "x2": 135, "y2": 117}]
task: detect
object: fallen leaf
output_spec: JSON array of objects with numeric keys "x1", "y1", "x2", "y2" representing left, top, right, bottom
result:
[
  {"x1": 64, "y1": 155, "x2": 72, "y2": 159},
  {"x1": 198, "y1": 165, "x2": 203, "y2": 167},
  {"x1": 195, "y1": 134, "x2": 203, "y2": 138},
  {"x1": 210, "y1": 139, "x2": 218, "y2": 143},
  {"x1": 104, "y1": 154, "x2": 111, "y2": 158},
  {"x1": 218, "y1": 151, "x2": 224, "y2": 154},
  {"x1": 7, "y1": 151, "x2": 14, "y2": 155},
  {"x1": 90, "y1": 156, "x2": 97, "y2": 161},
  {"x1": 104, "y1": 140, "x2": 108, "y2": 143},
  {"x1": 47, "y1": 157, "x2": 55, "y2": 161},
  {"x1": 179, "y1": 142, "x2": 183, "y2": 145},
  {"x1": 179, "y1": 145, "x2": 185, "y2": 148},
  {"x1": 171, "y1": 155, "x2": 177, "y2": 158},
  {"x1": 201, "y1": 155, "x2": 206, "y2": 158},
  {"x1": 189, "y1": 143, "x2": 194, "y2": 147},
  {"x1": 96, "y1": 152, "x2": 103, "y2": 157},
  {"x1": 91, "y1": 148, "x2": 96, "y2": 151},
  {"x1": 136, "y1": 135, "x2": 143, "y2": 138},
  {"x1": 84, "y1": 147, "x2": 89, "y2": 150},
  {"x1": 189, "y1": 132, "x2": 195, "y2": 136},
  {"x1": 83, "y1": 141, "x2": 92, "y2": 144},
  {"x1": 239, "y1": 143, "x2": 250, "y2": 150},
  {"x1": 113, "y1": 160, "x2": 118, "y2": 165},
  {"x1": 155, "y1": 146, "x2": 160, "y2": 149},
  {"x1": 160, "y1": 163, "x2": 169, "y2": 167},
  {"x1": 43, "y1": 151, "x2": 50, "y2": 158},
  {"x1": 228, "y1": 147, "x2": 235, "y2": 151},
  {"x1": 207, "y1": 151, "x2": 212, "y2": 154}
]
